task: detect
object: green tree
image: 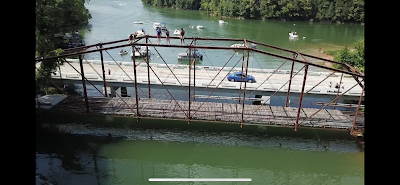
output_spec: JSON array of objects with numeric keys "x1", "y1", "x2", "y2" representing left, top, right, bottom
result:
[
  {"x1": 332, "y1": 39, "x2": 364, "y2": 72},
  {"x1": 35, "y1": 0, "x2": 91, "y2": 95}
]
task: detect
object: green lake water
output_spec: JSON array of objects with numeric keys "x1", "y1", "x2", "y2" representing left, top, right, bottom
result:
[{"x1": 82, "y1": 0, "x2": 364, "y2": 72}]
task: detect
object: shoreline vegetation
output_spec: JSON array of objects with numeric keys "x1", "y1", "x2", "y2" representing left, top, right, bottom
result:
[
  {"x1": 141, "y1": 0, "x2": 364, "y2": 24},
  {"x1": 321, "y1": 39, "x2": 364, "y2": 72},
  {"x1": 36, "y1": 0, "x2": 92, "y2": 95}
]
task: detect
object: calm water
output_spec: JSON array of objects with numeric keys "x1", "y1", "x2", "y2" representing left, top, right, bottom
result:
[
  {"x1": 36, "y1": 124, "x2": 364, "y2": 185},
  {"x1": 82, "y1": 0, "x2": 364, "y2": 72}
]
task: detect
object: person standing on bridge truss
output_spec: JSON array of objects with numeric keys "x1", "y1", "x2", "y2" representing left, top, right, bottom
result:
[
  {"x1": 165, "y1": 29, "x2": 170, "y2": 45},
  {"x1": 156, "y1": 28, "x2": 162, "y2": 45},
  {"x1": 180, "y1": 28, "x2": 185, "y2": 46}
]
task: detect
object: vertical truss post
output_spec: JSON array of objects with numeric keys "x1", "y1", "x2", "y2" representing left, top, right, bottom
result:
[
  {"x1": 146, "y1": 37, "x2": 151, "y2": 98},
  {"x1": 241, "y1": 49, "x2": 250, "y2": 128},
  {"x1": 79, "y1": 54, "x2": 90, "y2": 113},
  {"x1": 58, "y1": 61, "x2": 63, "y2": 87},
  {"x1": 132, "y1": 46, "x2": 140, "y2": 121},
  {"x1": 350, "y1": 85, "x2": 364, "y2": 135},
  {"x1": 294, "y1": 64, "x2": 309, "y2": 131},
  {"x1": 334, "y1": 73, "x2": 344, "y2": 109},
  {"x1": 238, "y1": 51, "x2": 245, "y2": 105},
  {"x1": 99, "y1": 44, "x2": 108, "y2": 97},
  {"x1": 188, "y1": 47, "x2": 192, "y2": 124},
  {"x1": 285, "y1": 53, "x2": 298, "y2": 107},
  {"x1": 193, "y1": 39, "x2": 196, "y2": 102}
]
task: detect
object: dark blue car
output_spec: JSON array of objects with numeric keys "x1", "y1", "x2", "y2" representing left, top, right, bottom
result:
[{"x1": 227, "y1": 72, "x2": 256, "y2": 83}]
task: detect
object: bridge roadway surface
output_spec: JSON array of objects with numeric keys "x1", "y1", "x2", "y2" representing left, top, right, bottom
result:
[{"x1": 39, "y1": 59, "x2": 364, "y2": 100}]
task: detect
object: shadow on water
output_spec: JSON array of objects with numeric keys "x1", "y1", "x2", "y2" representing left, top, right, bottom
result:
[
  {"x1": 36, "y1": 111, "x2": 363, "y2": 184},
  {"x1": 36, "y1": 124, "x2": 125, "y2": 185}
]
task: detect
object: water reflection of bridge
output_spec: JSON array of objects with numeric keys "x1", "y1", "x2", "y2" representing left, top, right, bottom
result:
[{"x1": 35, "y1": 35, "x2": 364, "y2": 133}]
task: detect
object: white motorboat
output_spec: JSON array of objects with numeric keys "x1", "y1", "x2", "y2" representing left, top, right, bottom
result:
[
  {"x1": 153, "y1": 22, "x2": 161, "y2": 29},
  {"x1": 196, "y1": 25, "x2": 204, "y2": 29},
  {"x1": 131, "y1": 46, "x2": 151, "y2": 57},
  {"x1": 119, "y1": 50, "x2": 128, "y2": 55},
  {"x1": 218, "y1": 20, "x2": 228, "y2": 24},
  {"x1": 230, "y1": 43, "x2": 257, "y2": 49},
  {"x1": 177, "y1": 49, "x2": 203, "y2": 60},
  {"x1": 153, "y1": 22, "x2": 167, "y2": 30},
  {"x1": 289, "y1": 31, "x2": 299, "y2": 38},
  {"x1": 135, "y1": 29, "x2": 146, "y2": 37},
  {"x1": 133, "y1": 21, "x2": 143, "y2": 24},
  {"x1": 174, "y1": 30, "x2": 181, "y2": 35}
]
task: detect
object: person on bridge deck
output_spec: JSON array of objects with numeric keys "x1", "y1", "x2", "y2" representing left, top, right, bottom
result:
[
  {"x1": 180, "y1": 28, "x2": 185, "y2": 45},
  {"x1": 108, "y1": 69, "x2": 111, "y2": 75},
  {"x1": 335, "y1": 83, "x2": 339, "y2": 89},
  {"x1": 128, "y1": 34, "x2": 134, "y2": 43},
  {"x1": 329, "y1": 82, "x2": 332, "y2": 88},
  {"x1": 165, "y1": 29, "x2": 170, "y2": 45},
  {"x1": 157, "y1": 28, "x2": 162, "y2": 45}
]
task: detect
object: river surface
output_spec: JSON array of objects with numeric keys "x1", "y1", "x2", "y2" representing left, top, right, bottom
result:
[
  {"x1": 81, "y1": 0, "x2": 364, "y2": 72},
  {"x1": 36, "y1": 123, "x2": 364, "y2": 185}
]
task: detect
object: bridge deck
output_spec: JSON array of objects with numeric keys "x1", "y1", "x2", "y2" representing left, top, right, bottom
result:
[
  {"x1": 40, "y1": 59, "x2": 364, "y2": 99},
  {"x1": 50, "y1": 96, "x2": 364, "y2": 130}
]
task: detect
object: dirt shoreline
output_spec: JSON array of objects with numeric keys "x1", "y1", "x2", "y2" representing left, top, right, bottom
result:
[{"x1": 299, "y1": 48, "x2": 336, "y2": 68}]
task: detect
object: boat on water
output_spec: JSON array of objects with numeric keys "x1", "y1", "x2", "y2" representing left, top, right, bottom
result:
[
  {"x1": 289, "y1": 31, "x2": 299, "y2": 38},
  {"x1": 230, "y1": 43, "x2": 257, "y2": 49},
  {"x1": 174, "y1": 30, "x2": 181, "y2": 35},
  {"x1": 153, "y1": 22, "x2": 167, "y2": 30},
  {"x1": 135, "y1": 29, "x2": 146, "y2": 37},
  {"x1": 218, "y1": 20, "x2": 228, "y2": 24},
  {"x1": 133, "y1": 21, "x2": 143, "y2": 24},
  {"x1": 119, "y1": 50, "x2": 128, "y2": 55},
  {"x1": 131, "y1": 46, "x2": 151, "y2": 58},
  {"x1": 196, "y1": 25, "x2": 204, "y2": 29},
  {"x1": 177, "y1": 49, "x2": 203, "y2": 60}
]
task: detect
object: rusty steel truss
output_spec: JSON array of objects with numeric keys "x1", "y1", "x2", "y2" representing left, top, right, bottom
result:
[{"x1": 36, "y1": 35, "x2": 365, "y2": 133}]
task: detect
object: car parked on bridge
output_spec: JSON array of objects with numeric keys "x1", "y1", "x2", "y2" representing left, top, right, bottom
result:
[{"x1": 227, "y1": 72, "x2": 256, "y2": 83}]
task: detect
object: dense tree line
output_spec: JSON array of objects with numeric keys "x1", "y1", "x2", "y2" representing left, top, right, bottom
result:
[
  {"x1": 141, "y1": 0, "x2": 364, "y2": 23},
  {"x1": 36, "y1": 0, "x2": 91, "y2": 95}
]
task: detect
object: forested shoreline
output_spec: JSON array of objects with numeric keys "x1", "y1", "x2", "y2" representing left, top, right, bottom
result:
[
  {"x1": 36, "y1": 0, "x2": 92, "y2": 95},
  {"x1": 141, "y1": 0, "x2": 364, "y2": 24}
]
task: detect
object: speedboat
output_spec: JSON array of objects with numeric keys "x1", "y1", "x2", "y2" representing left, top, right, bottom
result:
[
  {"x1": 196, "y1": 25, "x2": 204, "y2": 29},
  {"x1": 135, "y1": 29, "x2": 146, "y2": 37},
  {"x1": 119, "y1": 50, "x2": 128, "y2": 55},
  {"x1": 160, "y1": 23, "x2": 167, "y2": 31},
  {"x1": 218, "y1": 20, "x2": 228, "y2": 24},
  {"x1": 230, "y1": 43, "x2": 257, "y2": 49},
  {"x1": 289, "y1": 31, "x2": 299, "y2": 38},
  {"x1": 133, "y1": 21, "x2": 143, "y2": 24},
  {"x1": 177, "y1": 49, "x2": 203, "y2": 60},
  {"x1": 153, "y1": 22, "x2": 161, "y2": 30},
  {"x1": 174, "y1": 30, "x2": 181, "y2": 35},
  {"x1": 231, "y1": 43, "x2": 245, "y2": 48},
  {"x1": 153, "y1": 22, "x2": 166, "y2": 30},
  {"x1": 131, "y1": 46, "x2": 151, "y2": 57}
]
